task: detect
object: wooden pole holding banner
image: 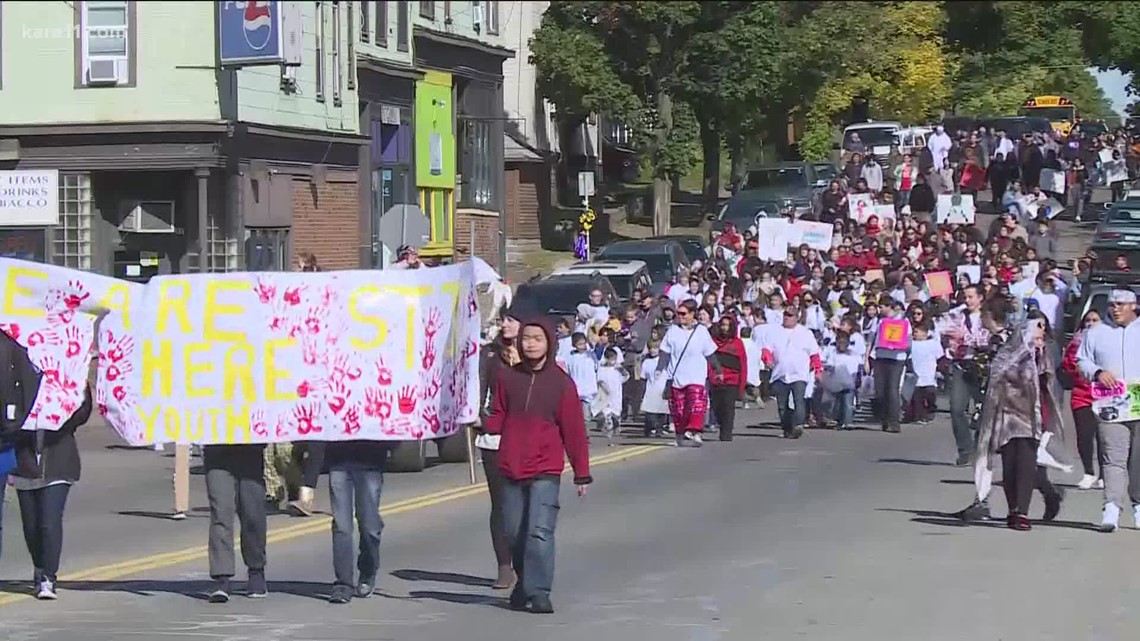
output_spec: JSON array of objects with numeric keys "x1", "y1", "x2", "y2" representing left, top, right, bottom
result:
[{"x1": 466, "y1": 424, "x2": 478, "y2": 485}]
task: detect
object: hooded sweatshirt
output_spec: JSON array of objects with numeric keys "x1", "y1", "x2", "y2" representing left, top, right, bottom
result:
[
  {"x1": 484, "y1": 317, "x2": 593, "y2": 485},
  {"x1": 710, "y1": 316, "x2": 748, "y2": 395}
]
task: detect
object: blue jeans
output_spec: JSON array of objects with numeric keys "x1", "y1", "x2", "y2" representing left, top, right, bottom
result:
[
  {"x1": 772, "y1": 380, "x2": 807, "y2": 431},
  {"x1": 833, "y1": 390, "x2": 854, "y2": 427},
  {"x1": 501, "y1": 476, "x2": 560, "y2": 599},
  {"x1": 0, "y1": 475, "x2": 6, "y2": 561},
  {"x1": 17, "y1": 483, "x2": 71, "y2": 582},
  {"x1": 328, "y1": 464, "x2": 384, "y2": 588}
]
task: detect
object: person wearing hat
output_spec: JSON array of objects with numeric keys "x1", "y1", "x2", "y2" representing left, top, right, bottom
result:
[{"x1": 1077, "y1": 288, "x2": 1140, "y2": 532}]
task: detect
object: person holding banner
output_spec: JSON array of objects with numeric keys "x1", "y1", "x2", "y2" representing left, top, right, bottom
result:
[
  {"x1": 483, "y1": 317, "x2": 592, "y2": 614},
  {"x1": 1077, "y1": 289, "x2": 1140, "y2": 533},
  {"x1": 288, "y1": 254, "x2": 327, "y2": 518}
]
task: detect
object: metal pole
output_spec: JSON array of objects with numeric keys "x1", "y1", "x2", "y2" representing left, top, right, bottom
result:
[{"x1": 470, "y1": 217, "x2": 475, "y2": 259}]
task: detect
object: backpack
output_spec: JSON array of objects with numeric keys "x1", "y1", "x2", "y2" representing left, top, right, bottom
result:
[{"x1": 0, "y1": 330, "x2": 43, "y2": 438}]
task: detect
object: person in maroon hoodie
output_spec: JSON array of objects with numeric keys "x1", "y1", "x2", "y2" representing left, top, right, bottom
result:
[
  {"x1": 1062, "y1": 309, "x2": 1103, "y2": 490},
  {"x1": 483, "y1": 316, "x2": 592, "y2": 615},
  {"x1": 709, "y1": 314, "x2": 748, "y2": 442}
]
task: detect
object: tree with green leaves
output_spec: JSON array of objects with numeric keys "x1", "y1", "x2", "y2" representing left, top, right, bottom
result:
[{"x1": 531, "y1": 1, "x2": 705, "y2": 235}]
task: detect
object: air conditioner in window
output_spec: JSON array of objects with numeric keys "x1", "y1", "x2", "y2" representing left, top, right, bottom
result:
[
  {"x1": 472, "y1": 3, "x2": 484, "y2": 31},
  {"x1": 87, "y1": 58, "x2": 124, "y2": 85},
  {"x1": 120, "y1": 201, "x2": 177, "y2": 234}
]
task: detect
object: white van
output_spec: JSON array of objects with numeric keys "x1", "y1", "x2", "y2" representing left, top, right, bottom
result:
[{"x1": 841, "y1": 121, "x2": 902, "y2": 160}]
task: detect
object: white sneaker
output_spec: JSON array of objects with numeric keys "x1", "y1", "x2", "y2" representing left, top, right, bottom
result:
[
  {"x1": 1077, "y1": 474, "x2": 1097, "y2": 490},
  {"x1": 36, "y1": 580, "x2": 57, "y2": 600},
  {"x1": 1133, "y1": 505, "x2": 1140, "y2": 529},
  {"x1": 1101, "y1": 503, "x2": 1121, "y2": 533},
  {"x1": 1095, "y1": 478, "x2": 1105, "y2": 490}
]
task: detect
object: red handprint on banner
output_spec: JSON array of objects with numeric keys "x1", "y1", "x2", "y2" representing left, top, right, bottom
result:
[
  {"x1": 397, "y1": 386, "x2": 417, "y2": 415},
  {"x1": 327, "y1": 379, "x2": 351, "y2": 415},
  {"x1": 304, "y1": 307, "x2": 323, "y2": 335},
  {"x1": 375, "y1": 357, "x2": 393, "y2": 386},
  {"x1": 65, "y1": 325, "x2": 84, "y2": 358},
  {"x1": 254, "y1": 280, "x2": 277, "y2": 304},
  {"x1": 420, "y1": 370, "x2": 441, "y2": 401},
  {"x1": 421, "y1": 339, "x2": 437, "y2": 371},
  {"x1": 331, "y1": 353, "x2": 362, "y2": 382},
  {"x1": 62, "y1": 280, "x2": 91, "y2": 310},
  {"x1": 424, "y1": 307, "x2": 443, "y2": 340},
  {"x1": 292, "y1": 403, "x2": 322, "y2": 435},
  {"x1": 283, "y1": 286, "x2": 303, "y2": 307},
  {"x1": 252, "y1": 410, "x2": 269, "y2": 438},
  {"x1": 422, "y1": 406, "x2": 441, "y2": 435},
  {"x1": 342, "y1": 404, "x2": 362, "y2": 435},
  {"x1": 0, "y1": 323, "x2": 20, "y2": 340},
  {"x1": 364, "y1": 388, "x2": 392, "y2": 420},
  {"x1": 27, "y1": 329, "x2": 61, "y2": 348}
]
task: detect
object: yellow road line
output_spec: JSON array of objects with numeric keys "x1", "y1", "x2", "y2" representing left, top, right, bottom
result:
[{"x1": 0, "y1": 444, "x2": 660, "y2": 606}]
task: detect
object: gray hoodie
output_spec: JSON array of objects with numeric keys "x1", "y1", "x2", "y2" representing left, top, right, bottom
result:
[{"x1": 1077, "y1": 316, "x2": 1140, "y2": 382}]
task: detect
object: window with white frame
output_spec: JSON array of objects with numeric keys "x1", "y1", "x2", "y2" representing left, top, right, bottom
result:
[
  {"x1": 332, "y1": 1, "x2": 343, "y2": 104},
  {"x1": 80, "y1": 1, "x2": 131, "y2": 86},
  {"x1": 315, "y1": 1, "x2": 326, "y2": 101},
  {"x1": 482, "y1": 1, "x2": 499, "y2": 34},
  {"x1": 53, "y1": 174, "x2": 94, "y2": 271}
]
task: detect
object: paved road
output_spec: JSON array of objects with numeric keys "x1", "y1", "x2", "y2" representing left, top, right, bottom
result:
[{"x1": 1, "y1": 401, "x2": 1136, "y2": 641}]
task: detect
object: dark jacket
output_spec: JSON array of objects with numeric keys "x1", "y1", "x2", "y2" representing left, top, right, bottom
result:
[
  {"x1": 0, "y1": 331, "x2": 42, "y2": 437},
  {"x1": 909, "y1": 183, "x2": 936, "y2": 213},
  {"x1": 202, "y1": 443, "x2": 268, "y2": 475},
  {"x1": 324, "y1": 440, "x2": 395, "y2": 469},
  {"x1": 12, "y1": 385, "x2": 91, "y2": 483},
  {"x1": 484, "y1": 317, "x2": 592, "y2": 484}
]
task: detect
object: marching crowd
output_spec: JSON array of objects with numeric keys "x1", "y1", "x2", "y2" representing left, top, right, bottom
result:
[{"x1": 3, "y1": 124, "x2": 1140, "y2": 614}]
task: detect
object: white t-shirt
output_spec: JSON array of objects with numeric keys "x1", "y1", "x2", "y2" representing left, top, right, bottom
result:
[
  {"x1": 824, "y1": 350, "x2": 862, "y2": 391},
  {"x1": 763, "y1": 307, "x2": 784, "y2": 326},
  {"x1": 660, "y1": 324, "x2": 717, "y2": 388},
  {"x1": 910, "y1": 337, "x2": 942, "y2": 388},
  {"x1": 1033, "y1": 291, "x2": 1061, "y2": 331},
  {"x1": 742, "y1": 338, "x2": 763, "y2": 386},
  {"x1": 769, "y1": 324, "x2": 820, "y2": 384},
  {"x1": 565, "y1": 351, "x2": 598, "y2": 399}
]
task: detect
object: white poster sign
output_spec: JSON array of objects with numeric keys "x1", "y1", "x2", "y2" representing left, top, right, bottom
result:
[
  {"x1": 791, "y1": 220, "x2": 833, "y2": 251},
  {"x1": 1040, "y1": 168, "x2": 1066, "y2": 194},
  {"x1": 0, "y1": 170, "x2": 59, "y2": 226},
  {"x1": 754, "y1": 219, "x2": 791, "y2": 261},
  {"x1": 1105, "y1": 159, "x2": 1128, "y2": 185},
  {"x1": 956, "y1": 264, "x2": 981, "y2": 284},
  {"x1": 0, "y1": 259, "x2": 481, "y2": 445},
  {"x1": 936, "y1": 193, "x2": 976, "y2": 224},
  {"x1": 872, "y1": 204, "x2": 897, "y2": 224},
  {"x1": 1099, "y1": 149, "x2": 1116, "y2": 165},
  {"x1": 849, "y1": 193, "x2": 875, "y2": 223}
]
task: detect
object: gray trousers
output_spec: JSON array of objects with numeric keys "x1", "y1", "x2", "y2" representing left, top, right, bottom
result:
[
  {"x1": 1099, "y1": 420, "x2": 1140, "y2": 511},
  {"x1": 949, "y1": 367, "x2": 985, "y2": 458},
  {"x1": 205, "y1": 463, "x2": 268, "y2": 580}
]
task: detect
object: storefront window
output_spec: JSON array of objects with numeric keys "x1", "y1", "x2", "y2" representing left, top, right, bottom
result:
[
  {"x1": 53, "y1": 173, "x2": 93, "y2": 271},
  {"x1": 245, "y1": 228, "x2": 290, "y2": 272},
  {"x1": 458, "y1": 118, "x2": 495, "y2": 208}
]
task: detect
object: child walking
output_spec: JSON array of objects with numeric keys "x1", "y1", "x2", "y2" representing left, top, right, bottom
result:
[
  {"x1": 595, "y1": 347, "x2": 628, "y2": 444},
  {"x1": 639, "y1": 340, "x2": 671, "y2": 437},
  {"x1": 823, "y1": 332, "x2": 862, "y2": 430},
  {"x1": 908, "y1": 324, "x2": 941, "y2": 424},
  {"x1": 564, "y1": 332, "x2": 599, "y2": 431}
]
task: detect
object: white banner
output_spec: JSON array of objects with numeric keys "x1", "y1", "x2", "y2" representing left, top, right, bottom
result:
[
  {"x1": 790, "y1": 220, "x2": 833, "y2": 251},
  {"x1": 0, "y1": 259, "x2": 480, "y2": 445},
  {"x1": 1040, "y1": 168, "x2": 1066, "y2": 194},
  {"x1": 754, "y1": 219, "x2": 791, "y2": 261},
  {"x1": 936, "y1": 193, "x2": 976, "y2": 224},
  {"x1": 849, "y1": 193, "x2": 875, "y2": 223}
]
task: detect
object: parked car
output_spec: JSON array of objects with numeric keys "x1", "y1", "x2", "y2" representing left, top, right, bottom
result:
[
  {"x1": 710, "y1": 196, "x2": 777, "y2": 244},
  {"x1": 594, "y1": 239, "x2": 691, "y2": 293},
  {"x1": 660, "y1": 234, "x2": 709, "y2": 266},
  {"x1": 513, "y1": 272, "x2": 620, "y2": 321},
  {"x1": 978, "y1": 116, "x2": 1052, "y2": 139},
  {"x1": 841, "y1": 121, "x2": 902, "y2": 162},
  {"x1": 728, "y1": 163, "x2": 819, "y2": 216},
  {"x1": 1063, "y1": 275, "x2": 1140, "y2": 339},
  {"x1": 1092, "y1": 201, "x2": 1140, "y2": 251},
  {"x1": 550, "y1": 260, "x2": 652, "y2": 303}
]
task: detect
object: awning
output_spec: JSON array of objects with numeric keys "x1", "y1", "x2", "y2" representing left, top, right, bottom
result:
[{"x1": 504, "y1": 133, "x2": 543, "y2": 163}]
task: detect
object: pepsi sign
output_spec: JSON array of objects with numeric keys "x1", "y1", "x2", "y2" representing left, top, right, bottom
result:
[{"x1": 218, "y1": 1, "x2": 301, "y2": 67}]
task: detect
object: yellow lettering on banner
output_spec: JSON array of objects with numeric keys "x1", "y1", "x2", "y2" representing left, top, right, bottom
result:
[
  {"x1": 207, "y1": 408, "x2": 222, "y2": 441},
  {"x1": 348, "y1": 286, "x2": 389, "y2": 350},
  {"x1": 203, "y1": 280, "x2": 248, "y2": 342},
  {"x1": 141, "y1": 340, "x2": 174, "y2": 398},
  {"x1": 184, "y1": 342, "x2": 216, "y2": 399},
  {"x1": 1, "y1": 267, "x2": 48, "y2": 318},
  {"x1": 223, "y1": 343, "x2": 256, "y2": 402},
  {"x1": 185, "y1": 408, "x2": 206, "y2": 437},
  {"x1": 225, "y1": 404, "x2": 251, "y2": 444},
  {"x1": 389, "y1": 285, "x2": 433, "y2": 370},
  {"x1": 156, "y1": 280, "x2": 193, "y2": 335},
  {"x1": 136, "y1": 405, "x2": 162, "y2": 443},
  {"x1": 441, "y1": 282, "x2": 461, "y2": 357},
  {"x1": 264, "y1": 338, "x2": 296, "y2": 401},
  {"x1": 164, "y1": 406, "x2": 181, "y2": 441},
  {"x1": 98, "y1": 283, "x2": 134, "y2": 329}
]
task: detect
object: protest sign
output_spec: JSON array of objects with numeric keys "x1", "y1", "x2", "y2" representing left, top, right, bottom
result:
[
  {"x1": 936, "y1": 193, "x2": 976, "y2": 224},
  {"x1": 754, "y1": 219, "x2": 792, "y2": 261},
  {"x1": 956, "y1": 264, "x2": 981, "y2": 284},
  {"x1": 1099, "y1": 149, "x2": 1116, "y2": 165},
  {"x1": 872, "y1": 204, "x2": 896, "y2": 224},
  {"x1": 791, "y1": 220, "x2": 833, "y2": 251},
  {"x1": 1026, "y1": 197, "x2": 1064, "y2": 220},
  {"x1": 1091, "y1": 380, "x2": 1140, "y2": 423},
  {"x1": 1041, "y1": 168, "x2": 1066, "y2": 195},
  {"x1": 0, "y1": 259, "x2": 481, "y2": 445},
  {"x1": 849, "y1": 193, "x2": 875, "y2": 223},
  {"x1": 1105, "y1": 159, "x2": 1129, "y2": 185},
  {"x1": 924, "y1": 270, "x2": 954, "y2": 297},
  {"x1": 876, "y1": 318, "x2": 910, "y2": 351}
]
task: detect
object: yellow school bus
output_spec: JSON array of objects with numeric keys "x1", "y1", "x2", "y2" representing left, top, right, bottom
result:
[{"x1": 1020, "y1": 95, "x2": 1076, "y2": 136}]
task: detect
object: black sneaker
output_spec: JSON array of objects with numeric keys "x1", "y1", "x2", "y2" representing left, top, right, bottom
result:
[
  {"x1": 955, "y1": 453, "x2": 971, "y2": 467},
  {"x1": 956, "y1": 499, "x2": 991, "y2": 522},
  {"x1": 208, "y1": 580, "x2": 231, "y2": 604},
  {"x1": 246, "y1": 571, "x2": 268, "y2": 598},
  {"x1": 1043, "y1": 488, "x2": 1065, "y2": 522},
  {"x1": 508, "y1": 587, "x2": 528, "y2": 611},
  {"x1": 529, "y1": 594, "x2": 554, "y2": 614},
  {"x1": 328, "y1": 585, "x2": 353, "y2": 604}
]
